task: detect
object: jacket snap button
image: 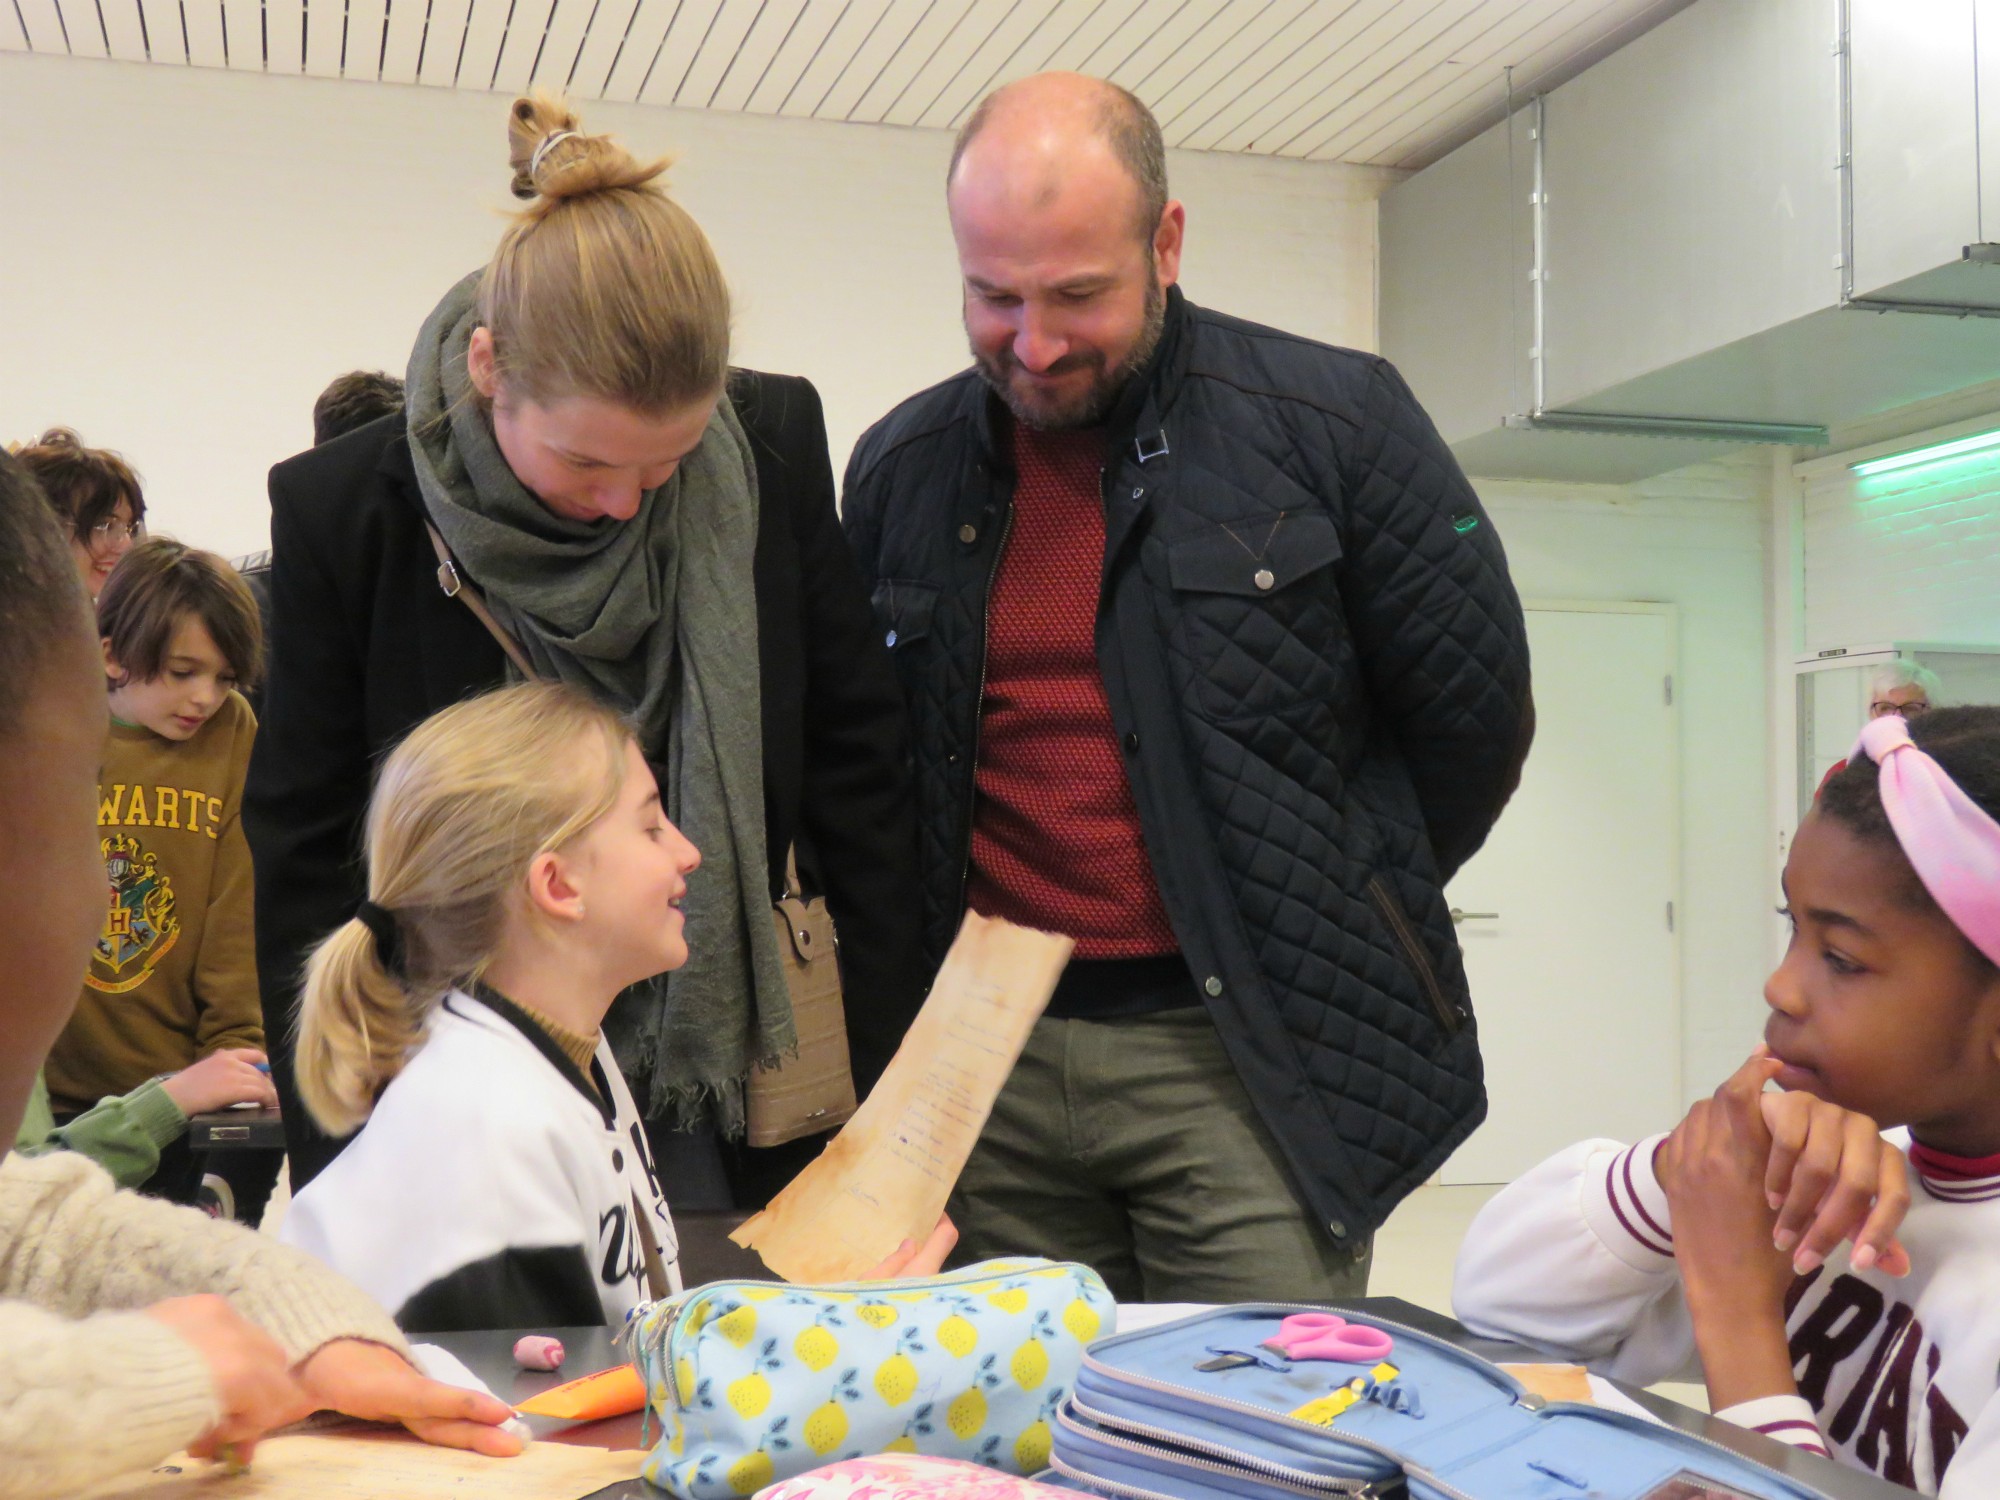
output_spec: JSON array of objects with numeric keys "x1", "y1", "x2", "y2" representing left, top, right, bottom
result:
[
  {"x1": 1203, "y1": 975, "x2": 1223, "y2": 997},
  {"x1": 1328, "y1": 1218, "x2": 1348, "y2": 1239},
  {"x1": 958, "y1": 523, "x2": 978, "y2": 544},
  {"x1": 1123, "y1": 732, "x2": 1140, "y2": 753},
  {"x1": 885, "y1": 629, "x2": 898, "y2": 648},
  {"x1": 1131, "y1": 487, "x2": 1143, "y2": 500},
  {"x1": 1254, "y1": 568, "x2": 1276, "y2": 591}
]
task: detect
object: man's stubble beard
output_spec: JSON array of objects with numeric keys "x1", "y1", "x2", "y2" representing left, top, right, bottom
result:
[{"x1": 973, "y1": 276, "x2": 1167, "y2": 433}]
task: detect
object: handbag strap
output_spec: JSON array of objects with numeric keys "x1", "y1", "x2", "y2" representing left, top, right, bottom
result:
[
  {"x1": 424, "y1": 520, "x2": 539, "y2": 682},
  {"x1": 632, "y1": 1191, "x2": 682, "y2": 1298}
]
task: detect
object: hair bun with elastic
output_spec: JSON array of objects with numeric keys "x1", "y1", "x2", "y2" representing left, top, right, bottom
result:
[{"x1": 505, "y1": 90, "x2": 670, "y2": 208}]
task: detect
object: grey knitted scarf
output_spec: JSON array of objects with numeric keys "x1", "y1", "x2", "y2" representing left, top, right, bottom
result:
[{"x1": 405, "y1": 272, "x2": 793, "y2": 1132}]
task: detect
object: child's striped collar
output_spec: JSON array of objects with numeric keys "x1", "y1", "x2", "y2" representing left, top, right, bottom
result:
[{"x1": 1908, "y1": 1139, "x2": 2000, "y2": 1202}]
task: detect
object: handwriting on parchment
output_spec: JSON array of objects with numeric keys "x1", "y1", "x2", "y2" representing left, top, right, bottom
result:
[
  {"x1": 872, "y1": 983, "x2": 1022, "y2": 1187},
  {"x1": 730, "y1": 916, "x2": 1072, "y2": 1282}
]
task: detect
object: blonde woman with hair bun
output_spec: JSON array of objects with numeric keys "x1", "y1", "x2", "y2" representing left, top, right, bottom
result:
[
  {"x1": 244, "y1": 94, "x2": 926, "y2": 1210},
  {"x1": 279, "y1": 683, "x2": 953, "y2": 1333}
]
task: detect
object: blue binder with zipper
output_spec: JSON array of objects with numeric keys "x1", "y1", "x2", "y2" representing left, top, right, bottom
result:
[{"x1": 1048, "y1": 1305, "x2": 1836, "y2": 1500}]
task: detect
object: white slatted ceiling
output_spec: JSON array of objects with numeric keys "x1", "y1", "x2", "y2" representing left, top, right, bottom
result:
[
  {"x1": 220, "y1": 0, "x2": 262, "y2": 68},
  {"x1": 16, "y1": 0, "x2": 70, "y2": 53},
  {"x1": 135, "y1": 0, "x2": 182, "y2": 61},
  {"x1": 99, "y1": 0, "x2": 146, "y2": 59},
  {"x1": 182, "y1": 0, "x2": 225, "y2": 68},
  {"x1": 3, "y1": 0, "x2": 1690, "y2": 169}
]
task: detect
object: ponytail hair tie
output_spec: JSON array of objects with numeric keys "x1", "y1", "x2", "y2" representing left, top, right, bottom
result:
[
  {"x1": 355, "y1": 899, "x2": 408, "y2": 980},
  {"x1": 1851, "y1": 714, "x2": 2000, "y2": 967}
]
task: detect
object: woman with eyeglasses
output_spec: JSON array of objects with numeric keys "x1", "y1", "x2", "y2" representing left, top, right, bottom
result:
[
  {"x1": 1869, "y1": 659, "x2": 1940, "y2": 722},
  {"x1": 1815, "y1": 659, "x2": 1944, "y2": 798},
  {"x1": 14, "y1": 429, "x2": 147, "y2": 599}
]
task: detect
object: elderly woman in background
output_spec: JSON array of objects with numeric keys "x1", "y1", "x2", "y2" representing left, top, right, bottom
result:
[
  {"x1": 1816, "y1": 659, "x2": 1943, "y2": 797},
  {"x1": 1868, "y1": 659, "x2": 1940, "y2": 721}
]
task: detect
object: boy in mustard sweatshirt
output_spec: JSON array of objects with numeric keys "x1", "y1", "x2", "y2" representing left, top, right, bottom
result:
[{"x1": 42, "y1": 538, "x2": 272, "y2": 1208}]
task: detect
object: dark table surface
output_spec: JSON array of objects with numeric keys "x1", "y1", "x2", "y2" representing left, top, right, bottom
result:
[{"x1": 431, "y1": 1297, "x2": 1912, "y2": 1500}]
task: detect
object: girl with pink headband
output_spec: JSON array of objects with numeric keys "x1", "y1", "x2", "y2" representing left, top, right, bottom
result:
[{"x1": 1455, "y1": 705, "x2": 2000, "y2": 1498}]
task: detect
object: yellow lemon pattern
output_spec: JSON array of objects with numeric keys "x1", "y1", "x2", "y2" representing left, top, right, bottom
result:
[
  {"x1": 946, "y1": 1387, "x2": 988, "y2": 1439},
  {"x1": 1014, "y1": 1419, "x2": 1053, "y2": 1470},
  {"x1": 873, "y1": 1352, "x2": 919, "y2": 1406},
  {"x1": 937, "y1": 1314, "x2": 978, "y2": 1357},
  {"x1": 1063, "y1": 1299, "x2": 1102, "y2": 1343},
  {"x1": 714, "y1": 1305, "x2": 759, "y2": 1348},
  {"x1": 631, "y1": 1259, "x2": 1115, "y2": 1498},
  {"x1": 724, "y1": 1451, "x2": 773, "y2": 1496},
  {"x1": 803, "y1": 1399, "x2": 850, "y2": 1455},
  {"x1": 724, "y1": 1372, "x2": 771, "y2": 1418},
  {"x1": 1010, "y1": 1339, "x2": 1050, "y2": 1390},
  {"x1": 793, "y1": 1325, "x2": 838, "y2": 1371},
  {"x1": 854, "y1": 1302, "x2": 898, "y2": 1329}
]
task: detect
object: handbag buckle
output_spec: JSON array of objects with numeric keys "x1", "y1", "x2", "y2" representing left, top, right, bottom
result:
[{"x1": 437, "y1": 559, "x2": 463, "y2": 599}]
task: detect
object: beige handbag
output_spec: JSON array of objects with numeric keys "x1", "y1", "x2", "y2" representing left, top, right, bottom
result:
[
  {"x1": 425, "y1": 522, "x2": 859, "y2": 1148},
  {"x1": 749, "y1": 848, "x2": 858, "y2": 1146}
]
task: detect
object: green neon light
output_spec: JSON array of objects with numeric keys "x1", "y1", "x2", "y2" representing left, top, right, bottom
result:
[{"x1": 1850, "y1": 428, "x2": 2000, "y2": 477}]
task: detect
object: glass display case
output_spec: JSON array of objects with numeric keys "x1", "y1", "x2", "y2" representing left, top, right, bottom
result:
[{"x1": 1795, "y1": 644, "x2": 2000, "y2": 817}]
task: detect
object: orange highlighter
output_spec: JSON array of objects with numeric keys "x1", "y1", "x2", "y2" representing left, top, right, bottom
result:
[{"x1": 515, "y1": 1362, "x2": 649, "y2": 1421}]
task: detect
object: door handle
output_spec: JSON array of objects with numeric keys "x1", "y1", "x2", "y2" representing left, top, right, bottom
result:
[{"x1": 1449, "y1": 908, "x2": 1500, "y2": 925}]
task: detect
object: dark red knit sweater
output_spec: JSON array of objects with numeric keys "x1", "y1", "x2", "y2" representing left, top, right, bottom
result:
[{"x1": 964, "y1": 421, "x2": 1178, "y2": 959}]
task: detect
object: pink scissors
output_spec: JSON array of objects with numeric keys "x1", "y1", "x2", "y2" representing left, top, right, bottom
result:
[{"x1": 1260, "y1": 1314, "x2": 1394, "y2": 1365}]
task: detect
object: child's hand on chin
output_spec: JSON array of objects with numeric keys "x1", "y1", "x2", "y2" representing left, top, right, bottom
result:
[
  {"x1": 1658, "y1": 1055, "x2": 1802, "y2": 1410},
  {"x1": 1755, "y1": 1069, "x2": 1911, "y2": 1280},
  {"x1": 1658, "y1": 1054, "x2": 1795, "y2": 1321}
]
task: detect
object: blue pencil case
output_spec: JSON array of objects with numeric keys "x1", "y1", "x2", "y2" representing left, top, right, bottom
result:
[{"x1": 1049, "y1": 1305, "x2": 1835, "y2": 1500}]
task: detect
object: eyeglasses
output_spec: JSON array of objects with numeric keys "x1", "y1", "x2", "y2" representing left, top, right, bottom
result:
[
  {"x1": 1869, "y1": 699, "x2": 1930, "y2": 719},
  {"x1": 87, "y1": 518, "x2": 144, "y2": 547}
]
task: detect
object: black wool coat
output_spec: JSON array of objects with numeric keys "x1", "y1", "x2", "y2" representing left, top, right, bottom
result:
[
  {"x1": 245, "y1": 370, "x2": 927, "y2": 1196},
  {"x1": 842, "y1": 288, "x2": 1536, "y2": 1248}
]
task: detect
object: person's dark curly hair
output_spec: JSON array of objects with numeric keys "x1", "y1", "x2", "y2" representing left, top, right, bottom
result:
[
  {"x1": 1819, "y1": 704, "x2": 2000, "y2": 919},
  {"x1": 13, "y1": 428, "x2": 145, "y2": 546},
  {"x1": 312, "y1": 371, "x2": 406, "y2": 447}
]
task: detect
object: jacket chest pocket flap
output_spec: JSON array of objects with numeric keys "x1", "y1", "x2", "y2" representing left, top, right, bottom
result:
[
  {"x1": 1167, "y1": 509, "x2": 1342, "y2": 596},
  {"x1": 870, "y1": 579, "x2": 941, "y2": 651}
]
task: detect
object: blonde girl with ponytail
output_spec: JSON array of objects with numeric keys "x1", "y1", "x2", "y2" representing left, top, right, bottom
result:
[
  {"x1": 244, "y1": 88, "x2": 927, "y2": 1203},
  {"x1": 280, "y1": 683, "x2": 950, "y2": 1335}
]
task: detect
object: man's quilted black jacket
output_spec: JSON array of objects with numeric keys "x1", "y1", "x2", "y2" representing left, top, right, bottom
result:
[{"x1": 841, "y1": 288, "x2": 1535, "y2": 1245}]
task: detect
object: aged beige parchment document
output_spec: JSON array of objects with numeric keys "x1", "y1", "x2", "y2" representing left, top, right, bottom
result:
[
  {"x1": 78, "y1": 1430, "x2": 644, "y2": 1499},
  {"x1": 732, "y1": 911, "x2": 1073, "y2": 1282}
]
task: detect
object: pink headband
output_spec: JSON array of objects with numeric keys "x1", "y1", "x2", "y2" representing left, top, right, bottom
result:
[{"x1": 1850, "y1": 714, "x2": 2000, "y2": 967}]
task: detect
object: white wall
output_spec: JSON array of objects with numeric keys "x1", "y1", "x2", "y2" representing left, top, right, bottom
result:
[
  {"x1": 1474, "y1": 453, "x2": 1773, "y2": 1101},
  {"x1": 1795, "y1": 415, "x2": 2000, "y2": 652},
  {"x1": 0, "y1": 53, "x2": 1393, "y2": 558}
]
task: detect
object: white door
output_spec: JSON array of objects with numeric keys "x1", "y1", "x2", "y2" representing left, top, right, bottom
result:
[{"x1": 1440, "y1": 604, "x2": 1680, "y2": 1184}]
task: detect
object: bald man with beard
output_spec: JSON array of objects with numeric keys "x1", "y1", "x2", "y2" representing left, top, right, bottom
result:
[{"x1": 843, "y1": 74, "x2": 1534, "y2": 1302}]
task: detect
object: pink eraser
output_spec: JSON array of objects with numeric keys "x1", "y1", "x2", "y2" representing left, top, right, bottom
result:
[{"x1": 513, "y1": 1335, "x2": 565, "y2": 1371}]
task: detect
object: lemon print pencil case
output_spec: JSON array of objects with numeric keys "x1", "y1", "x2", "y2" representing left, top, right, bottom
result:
[{"x1": 631, "y1": 1258, "x2": 1115, "y2": 1500}]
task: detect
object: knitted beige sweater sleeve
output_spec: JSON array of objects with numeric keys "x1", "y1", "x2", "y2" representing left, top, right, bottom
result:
[{"x1": 0, "y1": 1152, "x2": 410, "y2": 1499}]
